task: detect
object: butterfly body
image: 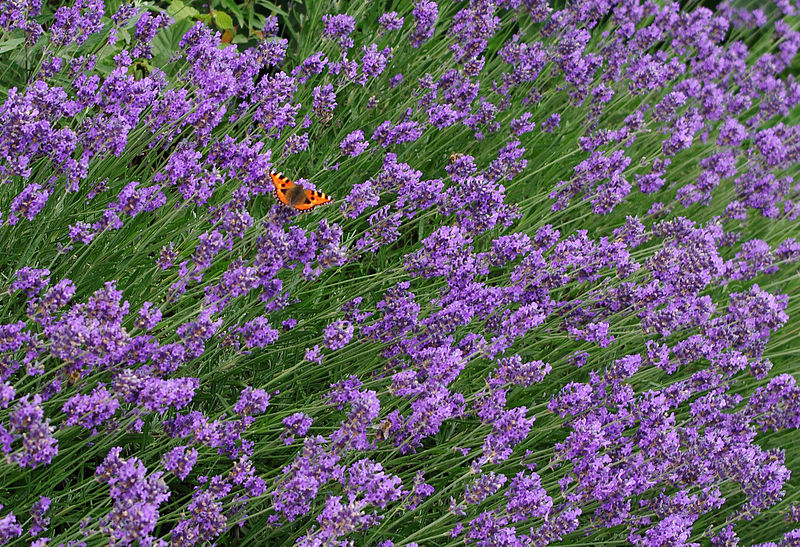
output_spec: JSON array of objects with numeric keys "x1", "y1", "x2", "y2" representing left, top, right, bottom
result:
[{"x1": 270, "y1": 170, "x2": 334, "y2": 212}]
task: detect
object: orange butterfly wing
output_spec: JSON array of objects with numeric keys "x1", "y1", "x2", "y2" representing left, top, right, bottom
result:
[
  {"x1": 269, "y1": 170, "x2": 334, "y2": 212},
  {"x1": 270, "y1": 171, "x2": 294, "y2": 207},
  {"x1": 294, "y1": 189, "x2": 334, "y2": 211}
]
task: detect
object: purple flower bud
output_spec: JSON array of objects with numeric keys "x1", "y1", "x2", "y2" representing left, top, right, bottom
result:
[
  {"x1": 114, "y1": 370, "x2": 199, "y2": 413},
  {"x1": 510, "y1": 112, "x2": 536, "y2": 136},
  {"x1": 409, "y1": 1, "x2": 438, "y2": 48},
  {"x1": 5, "y1": 394, "x2": 58, "y2": 468},
  {"x1": 7, "y1": 183, "x2": 51, "y2": 225},
  {"x1": 233, "y1": 387, "x2": 272, "y2": 416},
  {"x1": 28, "y1": 496, "x2": 50, "y2": 537},
  {"x1": 339, "y1": 129, "x2": 369, "y2": 157},
  {"x1": 283, "y1": 133, "x2": 309, "y2": 156},
  {"x1": 162, "y1": 445, "x2": 198, "y2": 480},
  {"x1": 62, "y1": 386, "x2": 120, "y2": 430},
  {"x1": 131, "y1": 11, "x2": 173, "y2": 58},
  {"x1": 465, "y1": 511, "x2": 519, "y2": 545},
  {"x1": 355, "y1": 205, "x2": 403, "y2": 252},
  {"x1": 379, "y1": 11, "x2": 403, "y2": 33},
  {"x1": 506, "y1": 471, "x2": 552, "y2": 522},
  {"x1": 0, "y1": 508, "x2": 22, "y2": 543},
  {"x1": 322, "y1": 13, "x2": 355, "y2": 43},
  {"x1": 292, "y1": 51, "x2": 328, "y2": 84},
  {"x1": 0, "y1": 383, "x2": 14, "y2": 409},
  {"x1": 157, "y1": 242, "x2": 177, "y2": 270},
  {"x1": 323, "y1": 320, "x2": 355, "y2": 351},
  {"x1": 313, "y1": 83, "x2": 337, "y2": 120},
  {"x1": 428, "y1": 103, "x2": 461, "y2": 129},
  {"x1": 257, "y1": 38, "x2": 288, "y2": 68},
  {"x1": 613, "y1": 216, "x2": 650, "y2": 248},
  {"x1": 542, "y1": 112, "x2": 561, "y2": 132},
  {"x1": 28, "y1": 278, "x2": 76, "y2": 324},
  {"x1": 95, "y1": 447, "x2": 170, "y2": 544},
  {"x1": 50, "y1": 0, "x2": 106, "y2": 48},
  {"x1": 135, "y1": 302, "x2": 162, "y2": 330},
  {"x1": 464, "y1": 472, "x2": 507, "y2": 505},
  {"x1": 281, "y1": 412, "x2": 313, "y2": 445},
  {"x1": 446, "y1": 154, "x2": 477, "y2": 183},
  {"x1": 406, "y1": 471, "x2": 434, "y2": 510},
  {"x1": 361, "y1": 44, "x2": 392, "y2": 78},
  {"x1": 718, "y1": 117, "x2": 747, "y2": 147},
  {"x1": 305, "y1": 344, "x2": 323, "y2": 365},
  {"x1": 10, "y1": 267, "x2": 50, "y2": 297},
  {"x1": 493, "y1": 355, "x2": 551, "y2": 386},
  {"x1": 776, "y1": 238, "x2": 800, "y2": 263}
]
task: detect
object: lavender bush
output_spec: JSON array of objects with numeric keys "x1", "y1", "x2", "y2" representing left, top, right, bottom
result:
[{"x1": 0, "y1": 0, "x2": 799, "y2": 544}]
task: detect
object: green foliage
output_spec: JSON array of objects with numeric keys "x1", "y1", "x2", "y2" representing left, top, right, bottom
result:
[{"x1": 0, "y1": 0, "x2": 799, "y2": 545}]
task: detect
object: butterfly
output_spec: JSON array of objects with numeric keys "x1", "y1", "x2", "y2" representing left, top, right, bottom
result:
[{"x1": 269, "y1": 170, "x2": 334, "y2": 212}]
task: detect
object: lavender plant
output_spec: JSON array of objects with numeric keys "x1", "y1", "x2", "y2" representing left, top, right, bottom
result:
[{"x1": 0, "y1": 0, "x2": 799, "y2": 545}]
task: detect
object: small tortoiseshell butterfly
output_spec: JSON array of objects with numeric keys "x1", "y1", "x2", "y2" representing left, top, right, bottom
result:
[{"x1": 269, "y1": 170, "x2": 334, "y2": 212}]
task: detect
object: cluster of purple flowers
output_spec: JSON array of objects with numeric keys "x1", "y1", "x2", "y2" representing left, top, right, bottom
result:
[{"x1": 0, "y1": 0, "x2": 799, "y2": 545}]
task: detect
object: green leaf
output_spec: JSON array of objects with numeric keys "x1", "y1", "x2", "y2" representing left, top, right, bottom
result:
[
  {"x1": 167, "y1": 0, "x2": 199, "y2": 20},
  {"x1": 254, "y1": 0, "x2": 288, "y2": 18},
  {"x1": 117, "y1": 27, "x2": 131, "y2": 44},
  {"x1": 166, "y1": 0, "x2": 183, "y2": 15},
  {"x1": 149, "y1": 17, "x2": 194, "y2": 74},
  {"x1": 0, "y1": 37, "x2": 25, "y2": 54},
  {"x1": 217, "y1": 0, "x2": 245, "y2": 27},
  {"x1": 213, "y1": 10, "x2": 234, "y2": 30}
]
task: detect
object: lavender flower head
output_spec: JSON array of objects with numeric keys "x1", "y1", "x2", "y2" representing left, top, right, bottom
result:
[
  {"x1": 323, "y1": 320, "x2": 355, "y2": 350},
  {"x1": 281, "y1": 412, "x2": 313, "y2": 445},
  {"x1": 340, "y1": 130, "x2": 370, "y2": 157},
  {"x1": 29, "y1": 496, "x2": 51, "y2": 537},
  {"x1": 379, "y1": 12, "x2": 403, "y2": 33},
  {"x1": 0, "y1": 506, "x2": 22, "y2": 543},
  {"x1": 162, "y1": 445, "x2": 198, "y2": 480},
  {"x1": 409, "y1": 1, "x2": 438, "y2": 48},
  {"x1": 542, "y1": 113, "x2": 561, "y2": 133},
  {"x1": 323, "y1": 13, "x2": 356, "y2": 50}
]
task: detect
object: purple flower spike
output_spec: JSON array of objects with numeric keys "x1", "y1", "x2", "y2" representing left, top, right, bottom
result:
[
  {"x1": 323, "y1": 320, "x2": 355, "y2": 350},
  {"x1": 5, "y1": 394, "x2": 58, "y2": 468},
  {"x1": 305, "y1": 344, "x2": 323, "y2": 365},
  {"x1": 323, "y1": 13, "x2": 356, "y2": 49},
  {"x1": 361, "y1": 44, "x2": 392, "y2": 78},
  {"x1": 281, "y1": 412, "x2": 313, "y2": 445},
  {"x1": 0, "y1": 508, "x2": 22, "y2": 543},
  {"x1": 162, "y1": 445, "x2": 198, "y2": 480},
  {"x1": 136, "y1": 302, "x2": 162, "y2": 330},
  {"x1": 409, "y1": 1, "x2": 438, "y2": 48},
  {"x1": 340, "y1": 130, "x2": 370, "y2": 157},
  {"x1": 62, "y1": 386, "x2": 120, "y2": 431},
  {"x1": 95, "y1": 447, "x2": 170, "y2": 545},
  {"x1": 283, "y1": 133, "x2": 309, "y2": 156},
  {"x1": 379, "y1": 11, "x2": 403, "y2": 33},
  {"x1": 29, "y1": 496, "x2": 51, "y2": 537},
  {"x1": 542, "y1": 112, "x2": 561, "y2": 132},
  {"x1": 233, "y1": 387, "x2": 272, "y2": 416}
]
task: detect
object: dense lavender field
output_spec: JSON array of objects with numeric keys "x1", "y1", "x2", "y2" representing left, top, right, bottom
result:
[{"x1": 1, "y1": 0, "x2": 799, "y2": 545}]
